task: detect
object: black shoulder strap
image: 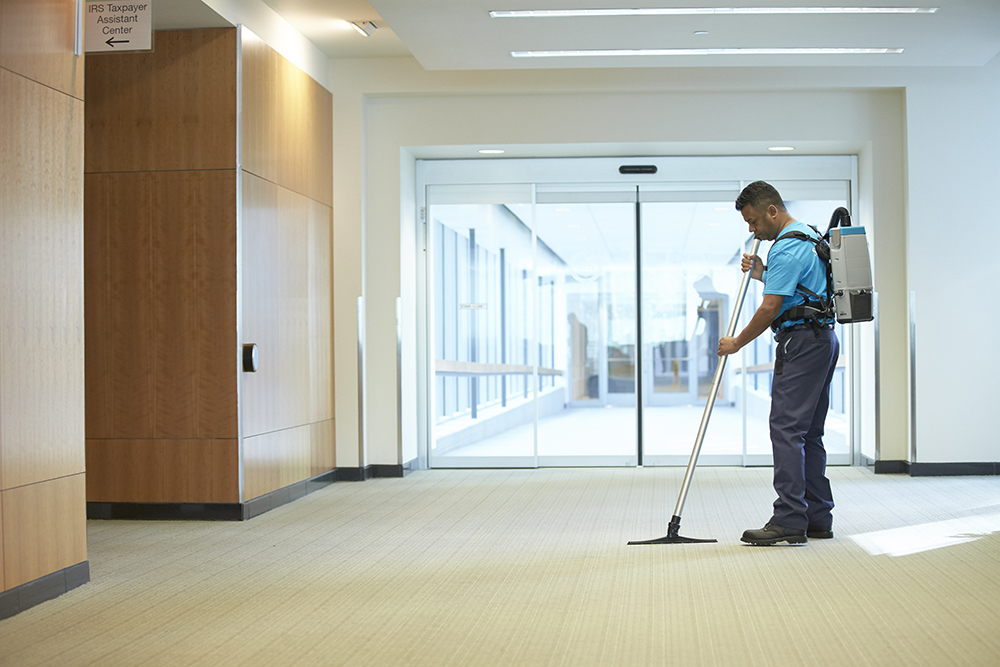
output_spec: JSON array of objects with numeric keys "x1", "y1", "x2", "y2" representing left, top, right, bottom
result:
[{"x1": 775, "y1": 230, "x2": 818, "y2": 246}]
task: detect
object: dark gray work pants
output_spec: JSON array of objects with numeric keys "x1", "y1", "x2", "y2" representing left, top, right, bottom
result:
[{"x1": 769, "y1": 327, "x2": 840, "y2": 531}]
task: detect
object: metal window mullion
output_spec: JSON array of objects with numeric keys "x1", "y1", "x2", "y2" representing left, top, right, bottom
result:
[
  {"x1": 531, "y1": 186, "x2": 539, "y2": 466},
  {"x1": 635, "y1": 188, "x2": 644, "y2": 466}
]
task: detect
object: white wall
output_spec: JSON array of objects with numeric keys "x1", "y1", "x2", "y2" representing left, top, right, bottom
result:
[
  {"x1": 904, "y1": 55, "x2": 1000, "y2": 463},
  {"x1": 331, "y1": 59, "x2": 912, "y2": 467}
]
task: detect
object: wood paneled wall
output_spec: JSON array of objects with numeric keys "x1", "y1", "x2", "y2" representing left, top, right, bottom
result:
[
  {"x1": 84, "y1": 171, "x2": 239, "y2": 441},
  {"x1": 85, "y1": 27, "x2": 334, "y2": 506},
  {"x1": 240, "y1": 28, "x2": 334, "y2": 500},
  {"x1": 85, "y1": 30, "x2": 240, "y2": 505},
  {"x1": 84, "y1": 29, "x2": 237, "y2": 174},
  {"x1": 85, "y1": 439, "x2": 237, "y2": 504},
  {"x1": 241, "y1": 29, "x2": 332, "y2": 206},
  {"x1": 0, "y1": 0, "x2": 83, "y2": 99},
  {"x1": 0, "y1": 0, "x2": 87, "y2": 592}
]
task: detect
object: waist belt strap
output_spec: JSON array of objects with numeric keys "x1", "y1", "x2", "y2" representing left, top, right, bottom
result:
[{"x1": 771, "y1": 283, "x2": 834, "y2": 335}]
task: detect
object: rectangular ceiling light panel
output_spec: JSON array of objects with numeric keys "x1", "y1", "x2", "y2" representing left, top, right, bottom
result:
[
  {"x1": 490, "y1": 7, "x2": 939, "y2": 18},
  {"x1": 512, "y1": 47, "x2": 905, "y2": 57}
]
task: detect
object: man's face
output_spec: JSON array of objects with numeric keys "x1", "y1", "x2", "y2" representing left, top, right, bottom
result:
[{"x1": 740, "y1": 203, "x2": 779, "y2": 241}]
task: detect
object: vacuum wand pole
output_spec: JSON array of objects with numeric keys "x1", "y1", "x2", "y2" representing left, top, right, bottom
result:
[
  {"x1": 628, "y1": 239, "x2": 761, "y2": 545},
  {"x1": 629, "y1": 239, "x2": 760, "y2": 544},
  {"x1": 671, "y1": 238, "x2": 761, "y2": 520}
]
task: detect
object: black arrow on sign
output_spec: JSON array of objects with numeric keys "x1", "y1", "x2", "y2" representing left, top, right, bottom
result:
[{"x1": 105, "y1": 37, "x2": 129, "y2": 47}]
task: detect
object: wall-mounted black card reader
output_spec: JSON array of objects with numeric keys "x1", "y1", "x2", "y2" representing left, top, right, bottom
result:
[{"x1": 242, "y1": 343, "x2": 258, "y2": 373}]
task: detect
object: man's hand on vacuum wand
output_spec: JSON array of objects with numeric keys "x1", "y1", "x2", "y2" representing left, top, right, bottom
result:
[
  {"x1": 719, "y1": 253, "x2": 761, "y2": 357},
  {"x1": 718, "y1": 293, "x2": 785, "y2": 357},
  {"x1": 742, "y1": 253, "x2": 764, "y2": 281},
  {"x1": 718, "y1": 336, "x2": 741, "y2": 356}
]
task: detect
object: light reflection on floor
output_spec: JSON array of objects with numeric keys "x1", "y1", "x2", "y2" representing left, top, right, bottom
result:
[{"x1": 849, "y1": 512, "x2": 1000, "y2": 557}]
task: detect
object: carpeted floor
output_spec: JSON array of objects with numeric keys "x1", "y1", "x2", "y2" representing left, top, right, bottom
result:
[{"x1": 2, "y1": 466, "x2": 999, "y2": 666}]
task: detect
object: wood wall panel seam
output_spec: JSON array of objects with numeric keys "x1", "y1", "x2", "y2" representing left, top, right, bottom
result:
[
  {"x1": 84, "y1": 168, "x2": 242, "y2": 176},
  {"x1": 238, "y1": 420, "x2": 335, "y2": 441},
  {"x1": 239, "y1": 169, "x2": 331, "y2": 209},
  {"x1": 1, "y1": 471, "x2": 90, "y2": 494},
  {"x1": 0, "y1": 66, "x2": 83, "y2": 102}
]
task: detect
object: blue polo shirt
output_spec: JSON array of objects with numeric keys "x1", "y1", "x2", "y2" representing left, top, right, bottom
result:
[{"x1": 762, "y1": 221, "x2": 832, "y2": 330}]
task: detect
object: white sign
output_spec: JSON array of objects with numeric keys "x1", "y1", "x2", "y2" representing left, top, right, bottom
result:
[{"x1": 85, "y1": 2, "x2": 152, "y2": 52}]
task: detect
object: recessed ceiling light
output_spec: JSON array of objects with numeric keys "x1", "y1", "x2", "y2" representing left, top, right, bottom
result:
[
  {"x1": 694, "y1": 30, "x2": 709, "y2": 35},
  {"x1": 768, "y1": 146, "x2": 796, "y2": 151},
  {"x1": 490, "y1": 7, "x2": 939, "y2": 18},
  {"x1": 512, "y1": 48, "x2": 904, "y2": 58},
  {"x1": 479, "y1": 149, "x2": 506, "y2": 154}
]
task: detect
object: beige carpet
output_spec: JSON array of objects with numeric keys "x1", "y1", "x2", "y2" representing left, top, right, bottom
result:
[{"x1": 2, "y1": 466, "x2": 1000, "y2": 666}]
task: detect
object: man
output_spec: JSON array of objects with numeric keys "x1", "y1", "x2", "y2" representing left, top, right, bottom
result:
[{"x1": 718, "y1": 181, "x2": 840, "y2": 546}]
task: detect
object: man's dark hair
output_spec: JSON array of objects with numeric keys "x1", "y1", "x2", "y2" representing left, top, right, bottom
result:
[{"x1": 735, "y1": 181, "x2": 787, "y2": 212}]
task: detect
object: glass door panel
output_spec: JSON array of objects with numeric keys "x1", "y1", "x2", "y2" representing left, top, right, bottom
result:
[
  {"x1": 531, "y1": 201, "x2": 638, "y2": 466},
  {"x1": 640, "y1": 201, "x2": 746, "y2": 464}
]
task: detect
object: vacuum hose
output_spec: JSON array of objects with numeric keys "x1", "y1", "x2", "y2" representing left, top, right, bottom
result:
[{"x1": 826, "y1": 206, "x2": 852, "y2": 236}]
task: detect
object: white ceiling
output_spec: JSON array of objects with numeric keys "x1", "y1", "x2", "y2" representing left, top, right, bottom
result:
[
  {"x1": 369, "y1": 0, "x2": 1000, "y2": 70},
  {"x1": 153, "y1": 0, "x2": 413, "y2": 58},
  {"x1": 156, "y1": 1, "x2": 1000, "y2": 70},
  {"x1": 255, "y1": 0, "x2": 412, "y2": 58}
]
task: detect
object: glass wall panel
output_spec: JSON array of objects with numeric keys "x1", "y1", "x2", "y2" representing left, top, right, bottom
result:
[{"x1": 430, "y1": 203, "x2": 537, "y2": 466}]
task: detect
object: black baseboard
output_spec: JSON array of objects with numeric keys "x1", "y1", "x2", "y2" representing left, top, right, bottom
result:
[
  {"x1": 863, "y1": 458, "x2": 1000, "y2": 477},
  {"x1": 908, "y1": 462, "x2": 1000, "y2": 477},
  {"x1": 0, "y1": 561, "x2": 89, "y2": 621},
  {"x1": 86, "y1": 463, "x2": 422, "y2": 522},
  {"x1": 873, "y1": 459, "x2": 910, "y2": 474},
  {"x1": 242, "y1": 470, "x2": 337, "y2": 520},
  {"x1": 88, "y1": 470, "x2": 338, "y2": 522},
  {"x1": 335, "y1": 462, "x2": 416, "y2": 481},
  {"x1": 369, "y1": 464, "x2": 406, "y2": 478},
  {"x1": 87, "y1": 502, "x2": 243, "y2": 521},
  {"x1": 334, "y1": 467, "x2": 370, "y2": 482}
]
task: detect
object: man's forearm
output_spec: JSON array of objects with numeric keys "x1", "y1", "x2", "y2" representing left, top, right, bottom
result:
[{"x1": 733, "y1": 308, "x2": 776, "y2": 351}]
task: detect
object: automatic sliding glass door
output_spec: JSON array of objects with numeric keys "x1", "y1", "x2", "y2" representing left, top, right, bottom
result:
[{"x1": 419, "y1": 157, "x2": 859, "y2": 469}]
